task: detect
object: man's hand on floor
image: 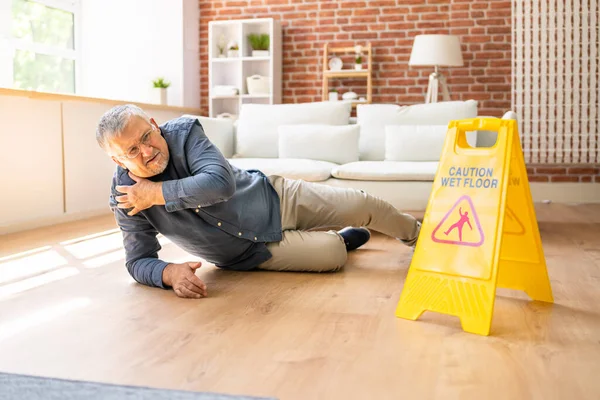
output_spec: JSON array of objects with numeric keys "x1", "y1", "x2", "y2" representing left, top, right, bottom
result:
[
  {"x1": 162, "y1": 262, "x2": 208, "y2": 299},
  {"x1": 115, "y1": 172, "x2": 165, "y2": 216}
]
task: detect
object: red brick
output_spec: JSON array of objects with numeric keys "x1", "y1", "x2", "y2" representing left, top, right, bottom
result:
[
  {"x1": 351, "y1": 16, "x2": 378, "y2": 24},
  {"x1": 224, "y1": 1, "x2": 248, "y2": 6},
  {"x1": 581, "y1": 176, "x2": 593, "y2": 183},
  {"x1": 528, "y1": 175, "x2": 550, "y2": 182},
  {"x1": 218, "y1": 8, "x2": 241, "y2": 15},
  {"x1": 353, "y1": 8, "x2": 380, "y2": 15},
  {"x1": 536, "y1": 167, "x2": 567, "y2": 175},
  {"x1": 567, "y1": 167, "x2": 596, "y2": 175},
  {"x1": 491, "y1": 1, "x2": 511, "y2": 9}
]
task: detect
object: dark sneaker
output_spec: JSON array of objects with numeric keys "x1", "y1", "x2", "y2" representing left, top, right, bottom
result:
[{"x1": 338, "y1": 227, "x2": 371, "y2": 251}]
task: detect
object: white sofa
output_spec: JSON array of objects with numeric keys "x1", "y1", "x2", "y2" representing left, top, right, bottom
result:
[{"x1": 185, "y1": 100, "x2": 491, "y2": 211}]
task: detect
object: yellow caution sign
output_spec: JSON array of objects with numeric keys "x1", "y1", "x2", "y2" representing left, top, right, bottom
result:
[{"x1": 395, "y1": 117, "x2": 553, "y2": 336}]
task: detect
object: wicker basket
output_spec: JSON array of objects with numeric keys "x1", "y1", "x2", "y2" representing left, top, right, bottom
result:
[{"x1": 246, "y1": 75, "x2": 270, "y2": 95}]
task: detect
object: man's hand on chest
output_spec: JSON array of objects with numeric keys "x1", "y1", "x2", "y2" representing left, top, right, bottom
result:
[{"x1": 115, "y1": 172, "x2": 166, "y2": 216}]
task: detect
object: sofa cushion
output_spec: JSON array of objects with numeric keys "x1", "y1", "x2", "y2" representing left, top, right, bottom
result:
[
  {"x1": 278, "y1": 124, "x2": 360, "y2": 165},
  {"x1": 182, "y1": 114, "x2": 234, "y2": 158},
  {"x1": 385, "y1": 125, "x2": 448, "y2": 161},
  {"x1": 228, "y1": 158, "x2": 338, "y2": 182},
  {"x1": 234, "y1": 101, "x2": 352, "y2": 159},
  {"x1": 331, "y1": 161, "x2": 439, "y2": 181},
  {"x1": 356, "y1": 100, "x2": 478, "y2": 161}
]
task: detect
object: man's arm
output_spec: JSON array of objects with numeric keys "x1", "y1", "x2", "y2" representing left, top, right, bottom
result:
[
  {"x1": 161, "y1": 121, "x2": 236, "y2": 212},
  {"x1": 112, "y1": 204, "x2": 207, "y2": 297},
  {"x1": 112, "y1": 202, "x2": 170, "y2": 288}
]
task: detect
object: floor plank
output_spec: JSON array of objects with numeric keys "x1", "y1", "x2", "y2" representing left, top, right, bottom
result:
[{"x1": 0, "y1": 204, "x2": 599, "y2": 400}]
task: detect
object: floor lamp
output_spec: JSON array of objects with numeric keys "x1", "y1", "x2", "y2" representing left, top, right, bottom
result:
[{"x1": 409, "y1": 35, "x2": 464, "y2": 103}]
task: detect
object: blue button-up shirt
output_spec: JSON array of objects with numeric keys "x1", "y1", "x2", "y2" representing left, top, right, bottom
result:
[{"x1": 109, "y1": 117, "x2": 282, "y2": 289}]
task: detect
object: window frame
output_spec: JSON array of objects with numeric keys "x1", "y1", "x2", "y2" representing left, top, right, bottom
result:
[{"x1": 5, "y1": 0, "x2": 82, "y2": 93}]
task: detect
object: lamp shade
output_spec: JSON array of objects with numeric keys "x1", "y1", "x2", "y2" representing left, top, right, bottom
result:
[{"x1": 408, "y1": 35, "x2": 464, "y2": 67}]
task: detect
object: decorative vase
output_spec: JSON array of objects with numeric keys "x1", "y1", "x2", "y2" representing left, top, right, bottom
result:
[
  {"x1": 355, "y1": 64, "x2": 363, "y2": 70},
  {"x1": 227, "y1": 49, "x2": 239, "y2": 58},
  {"x1": 154, "y1": 88, "x2": 167, "y2": 105},
  {"x1": 252, "y1": 50, "x2": 269, "y2": 57},
  {"x1": 328, "y1": 91, "x2": 338, "y2": 101}
]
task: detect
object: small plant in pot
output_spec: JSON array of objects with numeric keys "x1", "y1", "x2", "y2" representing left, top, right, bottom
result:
[
  {"x1": 217, "y1": 34, "x2": 227, "y2": 58},
  {"x1": 328, "y1": 88, "x2": 338, "y2": 101},
  {"x1": 152, "y1": 77, "x2": 170, "y2": 105},
  {"x1": 355, "y1": 55, "x2": 363, "y2": 70},
  {"x1": 227, "y1": 41, "x2": 239, "y2": 58},
  {"x1": 247, "y1": 33, "x2": 270, "y2": 57}
]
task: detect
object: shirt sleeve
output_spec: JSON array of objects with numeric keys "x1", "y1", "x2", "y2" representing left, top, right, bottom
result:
[
  {"x1": 111, "y1": 193, "x2": 169, "y2": 289},
  {"x1": 161, "y1": 121, "x2": 236, "y2": 212}
]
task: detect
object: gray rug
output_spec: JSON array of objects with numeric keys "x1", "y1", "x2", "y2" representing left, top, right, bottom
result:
[{"x1": 0, "y1": 372, "x2": 277, "y2": 400}]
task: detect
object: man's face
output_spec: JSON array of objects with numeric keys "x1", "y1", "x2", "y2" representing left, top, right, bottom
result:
[{"x1": 107, "y1": 116, "x2": 170, "y2": 178}]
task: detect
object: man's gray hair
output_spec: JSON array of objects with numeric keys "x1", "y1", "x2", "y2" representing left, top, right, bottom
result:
[{"x1": 96, "y1": 104, "x2": 151, "y2": 149}]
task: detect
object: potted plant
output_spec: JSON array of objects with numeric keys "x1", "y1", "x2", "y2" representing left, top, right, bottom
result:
[
  {"x1": 247, "y1": 33, "x2": 270, "y2": 57},
  {"x1": 227, "y1": 41, "x2": 239, "y2": 58},
  {"x1": 152, "y1": 77, "x2": 170, "y2": 105},
  {"x1": 328, "y1": 88, "x2": 338, "y2": 101},
  {"x1": 217, "y1": 34, "x2": 227, "y2": 58},
  {"x1": 355, "y1": 55, "x2": 363, "y2": 70}
]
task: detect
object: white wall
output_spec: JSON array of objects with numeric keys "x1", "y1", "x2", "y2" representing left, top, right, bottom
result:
[
  {"x1": 0, "y1": 91, "x2": 189, "y2": 235},
  {"x1": 79, "y1": 0, "x2": 199, "y2": 108}
]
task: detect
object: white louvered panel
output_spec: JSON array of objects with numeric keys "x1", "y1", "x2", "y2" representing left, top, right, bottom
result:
[
  {"x1": 540, "y1": 0, "x2": 547, "y2": 163},
  {"x1": 513, "y1": 0, "x2": 599, "y2": 164},
  {"x1": 532, "y1": 0, "x2": 540, "y2": 163},
  {"x1": 573, "y1": 0, "x2": 581, "y2": 163},
  {"x1": 548, "y1": 0, "x2": 557, "y2": 163},
  {"x1": 591, "y1": 0, "x2": 599, "y2": 164},
  {"x1": 565, "y1": 0, "x2": 573, "y2": 163},
  {"x1": 556, "y1": 0, "x2": 565, "y2": 163},
  {"x1": 514, "y1": 0, "x2": 525, "y2": 158},
  {"x1": 581, "y1": 1, "x2": 589, "y2": 163},
  {"x1": 524, "y1": 0, "x2": 533, "y2": 162}
]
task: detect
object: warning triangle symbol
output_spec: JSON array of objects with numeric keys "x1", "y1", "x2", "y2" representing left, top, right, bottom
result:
[
  {"x1": 431, "y1": 195, "x2": 485, "y2": 247},
  {"x1": 504, "y1": 206, "x2": 525, "y2": 235}
]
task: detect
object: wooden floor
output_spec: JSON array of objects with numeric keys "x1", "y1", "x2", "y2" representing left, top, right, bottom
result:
[{"x1": 0, "y1": 203, "x2": 599, "y2": 400}]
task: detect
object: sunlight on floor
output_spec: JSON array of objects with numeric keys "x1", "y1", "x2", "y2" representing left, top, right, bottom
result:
[
  {"x1": 62, "y1": 232, "x2": 124, "y2": 259},
  {"x1": 83, "y1": 249, "x2": 125, "y2": 269},
  {"x1": 0, "y1": 297, "x2": 90, "y2": 342},
  {"x1": 0, "y1": 227, "x2": 177, "y2": 298},
  {"x1": 0, "y1": 267, "x2": 79, "y2": 300},
  {"x1": 0, "y1": 250, "x2": 68, "y2": 284}
]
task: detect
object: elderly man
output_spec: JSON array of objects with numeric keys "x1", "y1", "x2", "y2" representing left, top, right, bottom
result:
[{"x1": 96, "y1": 104, "x2": 421, "y2": 298}]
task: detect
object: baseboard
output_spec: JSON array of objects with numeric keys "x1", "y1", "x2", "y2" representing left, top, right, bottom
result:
[
  {"x1": 0, "y1": 209, "x2": 112, "y2": 236},
  {"x1": 530, "y1": 182, "x2": 600, "y2": 204}
]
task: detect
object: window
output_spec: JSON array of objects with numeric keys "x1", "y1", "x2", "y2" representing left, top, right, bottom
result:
[{"x1": 1, "y1": 0, "x2": 80, "y2": 94}]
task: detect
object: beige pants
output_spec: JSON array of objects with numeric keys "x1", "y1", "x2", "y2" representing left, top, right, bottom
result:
[{"x1": 257, "y1": 175, "x2": 420, "y2": 273}]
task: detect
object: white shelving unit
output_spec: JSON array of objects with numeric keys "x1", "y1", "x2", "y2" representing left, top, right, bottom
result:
[{"x1": 208, "y1": 18, "x2": 282, "y2": 118}]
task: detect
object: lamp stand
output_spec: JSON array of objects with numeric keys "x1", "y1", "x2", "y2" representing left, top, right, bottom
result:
[{"x1": 425, "y1": 66, "x2": 451, "y2": 103}]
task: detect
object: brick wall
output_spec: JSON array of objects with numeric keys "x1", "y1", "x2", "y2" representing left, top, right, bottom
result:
[
  {"x1": 199, "y1": 0, "x2": 511, "y2": 116},
  {"x1": 199, "y1": 0, "x2": 597, "y2": 182},
  {"x1": 526, "y1": 165, "x2": 600, "y2": 183}
]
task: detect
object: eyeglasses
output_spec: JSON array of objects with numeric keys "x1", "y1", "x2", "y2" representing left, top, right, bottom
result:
[{"x1": 116, "y1": 126, "x2": 156, "y2": 160}]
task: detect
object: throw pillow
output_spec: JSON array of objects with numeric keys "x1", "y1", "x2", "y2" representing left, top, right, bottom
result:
[
  {"x1": 278, "y1": 124, "x2": 360, "y2": 165},
  {"x1": 385, "y1": 125, "x2": 448, "y2": 162}
]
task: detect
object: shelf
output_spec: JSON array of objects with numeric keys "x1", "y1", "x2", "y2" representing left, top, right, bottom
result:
[
  {"x1": 324, "y1": 69, "x2": 370, "y2": 78},
  {"x1": 322, "y1": 42, "x2": 372, "y2": 104},
  {"x1": 208, "y1": 18, "x2": 282, "y2": 117},
  {"x1": 242, "y1": 56, "x2": 271, "y2": 61},
  {"x1": 212, "y1": 57, "x2": 240, "y2": 62}
]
